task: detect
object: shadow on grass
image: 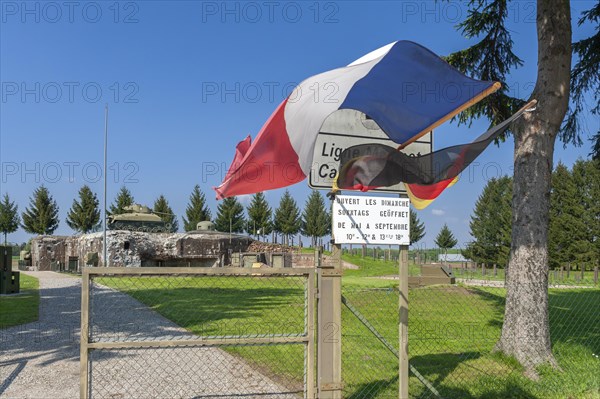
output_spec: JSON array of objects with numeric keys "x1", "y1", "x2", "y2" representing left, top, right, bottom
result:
[
  {"x1": 108, "y1": 284, "x2": 305, "y2": 334},
  {"x1": 422, "y1": 383, "x2": 537, "y2": 399},
  {"x1": 547, "y1": 289, "x2": 600, "y2": 353},
  {"x1": 410, "y1": 352, "x2": 537, "y2": 399},
  {"x1": 454, "y1": 286, "x2": 600, "y2": 353},
  {"x1": 345, "y1": 375, "x2": 398, "y2": 399}
]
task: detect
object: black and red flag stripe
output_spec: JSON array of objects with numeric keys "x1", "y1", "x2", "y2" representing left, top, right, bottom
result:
[{"x1": 336, "y1": 100, "x2": 536, "y2": 209}]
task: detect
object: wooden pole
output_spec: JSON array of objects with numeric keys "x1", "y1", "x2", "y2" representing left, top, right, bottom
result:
[
  {"x1": 317, "y1": 190, "x2": 343, "y2": 399},
  {"x1": 398, "y1": 192, "x2": 410, "y2": 399},
  {"x1": 398, "y1": 244, "x2": 409, "y2": 399},
  {"x1": 317, "y1": 244, "x2": 343, "y2": 398}
]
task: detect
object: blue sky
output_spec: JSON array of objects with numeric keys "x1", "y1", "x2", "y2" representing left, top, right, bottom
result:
[{"x1": 1, "y1": 1, "x2": 598, "y2": 249}]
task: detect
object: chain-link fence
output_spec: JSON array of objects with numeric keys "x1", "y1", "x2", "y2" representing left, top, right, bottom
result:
[
  {"x1": 342, "y1": 280, "x2": 600, "y2": 398},
  {"x1": 81, "y1": 267, "x2": 315, "y2": 399}
]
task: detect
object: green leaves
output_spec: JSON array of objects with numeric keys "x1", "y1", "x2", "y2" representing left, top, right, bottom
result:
[
  {"x1": 109, "y1": 186, "x2": 134, "y2": 216},
  {"x1": 66, "y1": 185, "x2": 101, "y2": 234},
  {"x1": 21, "y1": 186, "x2": 59, "y2": 235},
  {"x1": 450, "y1": 0, "x2": 599, "y2": 152},
  {"x1": 465, "y1": 176, "x2": 512, "y2": 266},
  {"x1": 246, "y1": 192, "x2": 273, "y2": 237},
  {"x1": 182, "y1": 185, "x2": 212, "y2": 232},
  {"x1": 445, "y1": 0, "x2": 524, "y2": 136},
  {"x1": 153, "y1": 195, "x2": 178, "y2": 233},
  {"x1": 274, "y1": 190, "x2": 302, "y2": 244},
  {"x1": 549, "y1": 160, "x2": 600, "y2": 268},
  {"x1": 409, "y1": 209, "x2": 425, "y2": 245},
  {"x1": 302, "y1": 191, "x2": 331, "y2": 246},
  {"x1": 563, "y1": 1, "x2": 600, "y2": 155},
  {"x1": 214, "y1": 197, "x2": 245, "y2": 233},
  {"x1": 0, "y1": 193, "x2": 20, "y2": 243},
  {"x1": 435, "y1": 223, "x2": 458, "y2": 252}
]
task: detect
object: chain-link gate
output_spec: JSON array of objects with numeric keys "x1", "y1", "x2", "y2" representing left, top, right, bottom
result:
[
  {"x1": 341, "y1": 281, "x2": 600, "y2": 399},
  {"x1": 80, "y1": 267, "x2": 315, "y2": 399}
]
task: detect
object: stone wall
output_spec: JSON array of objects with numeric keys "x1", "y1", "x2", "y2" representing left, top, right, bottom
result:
[
  {"x1": 31, "y1": 231, "x2": 253, "y2": 270},
  {"x1": 30, "y1": 232, "x2": 323, "y2": 271}
]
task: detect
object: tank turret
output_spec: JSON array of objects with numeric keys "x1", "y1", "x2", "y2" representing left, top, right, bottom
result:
[
  {"x1": 196, "y1": 221, "x2": 215, "y2": 231},
  {"x1": 107, "y1": 203, "x2": 172, "y2": 233}
]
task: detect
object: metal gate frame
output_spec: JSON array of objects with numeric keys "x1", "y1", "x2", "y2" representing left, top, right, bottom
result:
[{"x1": 80, "y1": 267, "x2": 315, "y2": 399}]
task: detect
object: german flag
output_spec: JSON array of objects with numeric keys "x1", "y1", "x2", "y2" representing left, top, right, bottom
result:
[{"x1": 336, "y1": 100, "x2": 536, "y2": 209}]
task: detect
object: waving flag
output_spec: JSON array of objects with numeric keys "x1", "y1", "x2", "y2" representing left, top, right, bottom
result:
[
  {"x1": 214, "y1": 41, "x2": 500, "y2": 199},
  {"x1": 336, "y1": 100, "x2": 537, "y2": 209}
]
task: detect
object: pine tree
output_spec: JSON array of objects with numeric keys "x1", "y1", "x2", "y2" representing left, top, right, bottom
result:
[
  {"x1": 153, "y1": 195, "x2": 178, "y2": 233},
  {"x1": 245, "y1": 192, "x2": 272, "y2": 239},
  {"x1": 409, "y1": 209, "x2": 425, "y2": 245},
  {"x1": 302, "y1": 191, "x2": 331, "y2": 247},
  {"x1": 587, "y1": 160, "x2": 600, "y2": 264},
  {"x1": 446, "y1": 0, "x2": 586, "y2": 371},
  {"x1": 21, "y1": 186, "x2": 60, "y2": 235},
  {"x1": 66, "y1": 185, "x2": 101, "y2": 234},
  {"x1": 566, "y1": 2, "x2": 600, "y2": 159},
  {"x1": 0, "y1": 193, "x2": 20, "y2": 244},
  {"x1": 571, "y1": 159, "x2": 598, "y2": 268},
  {"x1": 435, "y1": 224, "x2": 457, "y2": 260},
  {"x1": 549, "y1": 162, "x2": 592, "y2": 269},
  {"x1": 182, "y1": 185, "x2": 212, "y2": 232},
  {"x1": 109, "y1": 186, "x2": 134, "y2": 215},
  {"x1": 273, "y1": 190, "x2": 302, "y2": 245},
  {"x1": 214, "y1": 197, "x2": 245, "y2": 233},
  {"x1": 466, "y1": 177, "x2": 512, "y2": 267}
]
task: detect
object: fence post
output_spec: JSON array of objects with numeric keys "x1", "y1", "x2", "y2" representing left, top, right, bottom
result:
[
  {"x1": 399, "y1": 244, "x2": 409, "y2": 399},
  {"x1": 567, "y1": 263, "x2": 571, "y2": 279},
  {"x1": 594, "y1": 267, "x2": 598, "y2": 285},
  {"x1": 581, "y1": 264, "x2": 585, "y2": 281},
  {"x1": 560, "y1": 266, "x2": 564, "y2": 280},
  {"x1": 80, "y1": 268, "x2": 90, "y2": 399},
  {"x1": 493, "y1": 264, "x2": 497, "y2": 277},
  {"x1": 317, "y1": 245, "x2": 342, "y2": 398}
]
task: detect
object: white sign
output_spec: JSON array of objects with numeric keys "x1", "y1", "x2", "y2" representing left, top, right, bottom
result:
[
  {"x1": 332, "y1": 194, "x2": 410, "y2": 245},
  {"x1": 309, "y1": 109, "x2": 432, "y2": 193}
]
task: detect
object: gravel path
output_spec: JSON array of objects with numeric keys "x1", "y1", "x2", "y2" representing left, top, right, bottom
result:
[{"x1": 0, "y1": 272, "x2": 300, "y2": 399}]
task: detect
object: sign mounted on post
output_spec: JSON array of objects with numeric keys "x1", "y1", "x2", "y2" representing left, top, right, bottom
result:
[
  {"x1": 333, "y1": 194, "x2": 410, "y2": 245},
  {"x1": 309, "y1": 109, "x2": 432, "y2": 193}
]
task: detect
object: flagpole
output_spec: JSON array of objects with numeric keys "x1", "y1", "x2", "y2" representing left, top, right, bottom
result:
[{"x1": 103, "y1": 105, "x2": 108, "y2": 267}]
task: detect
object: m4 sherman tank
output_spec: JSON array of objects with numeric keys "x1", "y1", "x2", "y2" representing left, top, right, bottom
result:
[{"x1": 107, "y1": 204, "x2": 172, "y2": 233}]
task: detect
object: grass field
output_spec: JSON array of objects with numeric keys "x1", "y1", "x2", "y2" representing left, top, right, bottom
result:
[
  {"x1": 98, "y1": 275, "x2": 308, "y2": 391},
  {"x1": 0, "y1": 273, "x2": 40, "y2": 327},
  {"x1": 452, "y1": 265, "x2": 598, "y2": 286},
  {"x1": 342, "y1": 253, "x2": 599, "y2": 287},
  {"x1": 99, "y1": 265, "x2": 600, "y2": 398}
]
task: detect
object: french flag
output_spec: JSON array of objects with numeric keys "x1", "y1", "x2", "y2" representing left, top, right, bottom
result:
[{"x1": 214, "y1": 41, "x2": 499, "y2": 200}]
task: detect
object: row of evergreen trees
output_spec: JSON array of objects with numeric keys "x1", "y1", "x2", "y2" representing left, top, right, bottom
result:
[
  {"x1": 465, "y1": 159, "x2": 600, "y2": 269},
  {"x1": 0, "y1": 185, "x2": 335, "y2": 245},
  {"x1": 1, "y1": 182, "x2": 463, "y2": 250}
]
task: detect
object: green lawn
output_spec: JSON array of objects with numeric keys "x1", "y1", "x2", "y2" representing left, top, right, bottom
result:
[
  {"x1": 99, "y1": 267, "x2": 600, "y2": 398},
  {"x1": 342, "y1": 285, "x2": 600, "y2": 398},
  {"x1": 342, "y1": 254, "x2": 421, "y2": 288},
  {"x1": 0, "y1": 273, "x2": 40, "y2": 327},
  {"x1": 98, "y1": 275, "x2": 307, "y2": 392},
  {"x1": 452, "y1": 266, "x2": 598, "y2": 286}
]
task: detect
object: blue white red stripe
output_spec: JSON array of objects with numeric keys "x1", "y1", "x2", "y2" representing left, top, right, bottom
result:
[{"x1": 214, "y1": 41, "x2": 498, "y2": 199}]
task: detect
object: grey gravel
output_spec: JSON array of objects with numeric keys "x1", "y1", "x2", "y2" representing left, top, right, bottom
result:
[{"x1": 0, "y1": 272, "x2": 301, "y2": 399}]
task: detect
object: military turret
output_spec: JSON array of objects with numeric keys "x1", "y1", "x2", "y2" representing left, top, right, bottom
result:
[
  {"x1": 196, "y1": 221, "x2": 215, "y2": 231},
  {"x1": 107, "y1": 204, "x2": 172, "y2": 233}
]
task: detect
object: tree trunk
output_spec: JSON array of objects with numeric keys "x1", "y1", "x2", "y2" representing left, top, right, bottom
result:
[{"x1": 495, "y1": 0, "x2": 571, "y2": 377}]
